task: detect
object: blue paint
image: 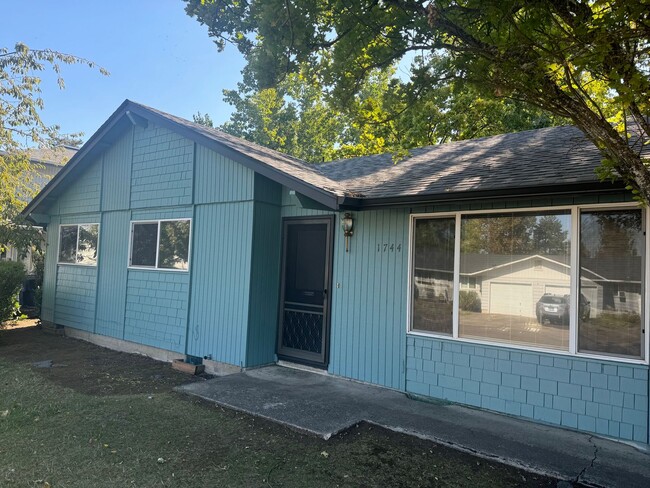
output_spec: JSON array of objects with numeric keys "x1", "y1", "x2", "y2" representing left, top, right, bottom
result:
[
  {"x1": 124, "y1": 269, "x2": 190, "y2": 352},
  {"x1": 186, "y1": 202, "x2": 253, "y2": 365},
  {"x1": 406, "y1": 336, "x2": 649, "y2": 443},
  {"x1": 94, "y1": 210, "x2": 130, "y2": 338}
]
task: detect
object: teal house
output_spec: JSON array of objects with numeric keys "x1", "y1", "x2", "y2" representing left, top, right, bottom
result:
[{"x1": 23, "y1": 101, "x2": 649, "y2": 445}]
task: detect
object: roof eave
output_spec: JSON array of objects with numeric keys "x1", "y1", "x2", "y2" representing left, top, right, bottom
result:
[
  {"x1": 21, "y1": 100, "x2": 133, "y2": 217},
  {"x1": 337, "y1": 181, "x2": 629, "y2": 210}
]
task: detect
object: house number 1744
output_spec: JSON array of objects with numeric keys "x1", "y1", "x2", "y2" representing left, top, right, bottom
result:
[{"x1": 377, "y1": 243, "x2": 402, "y2": 252}]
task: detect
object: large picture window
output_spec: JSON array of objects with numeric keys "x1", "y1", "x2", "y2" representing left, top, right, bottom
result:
[
  {"x1": 129, "y1": 219, "x2": 191, "y2": 271},
  {"x1": 409, "y1": 206, "x2": 646, "y2": 361},
  {"x1": 58, "y1": 224, "x2": 99, "y2": 265}
]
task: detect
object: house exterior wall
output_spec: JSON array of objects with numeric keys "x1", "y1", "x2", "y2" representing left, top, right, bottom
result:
[
  {"x1": 246, "y1": 174, "x2": 283, "y2": 367},
  {"x1": 404, "y1": 194, "x2": 649, "y2": 444},
  {"x1": 405, "y1": 336, "x2": 649, "y2": 443},
  {"x1": 41, "y1": 123, "x2": 260, "y2": 368},
  {"x1": 186, "y1": 201, "x2": 254, "y2": 364},
  {"x1": 278, "y1": 189, "x2": 408, "y2": 390},
  {"x1": 130, "y1": 125, "x2": 193, "y2": 208},
  {"x1": 278, "y1": 191, "x2": 648, "y2": 444},
  {"x1": 94, "y1": 210, "x2": 130, "y2": 338}
]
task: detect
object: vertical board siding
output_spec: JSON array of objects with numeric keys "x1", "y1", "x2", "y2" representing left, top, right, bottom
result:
[
  {"x1": 95, "y1": 210, "x2": 130, "y2": 338},
  {"x1": 187, "y1": 202, "x2": 254, "y2": 366},
  {"x1": 130, "y1": 124, "x2": 193, "y2": 209},
  {"x1": 254, "y1": 173, "x2": 282, "y2": 205},
  {"x1": 406, "y1": 337, "x2": 650, "y2": 443},
  {"x1": 329, "y1": 208, "x2": 409, "y2": 390},
  {"x1": 40, "y1": 217, "x2": 60, "y2": 322},
  {"x1": 102, "y1": 127, "x2": 133, "y2": 211},
  {"x1": 194, "y1": 144, "x2": 254, "y2": 204},
  {"x1": 54, "y1": 265, "x2": 97, "y2": 331},
  {"x1": 246, "y1": 201, "x2": 282, "y2": 366},
  {"x1": 124, "y1": 270, "x2": 190, "y2": 352},
  {"x1": 56, "y1": 158, "x2": 102, "y2": 215}
]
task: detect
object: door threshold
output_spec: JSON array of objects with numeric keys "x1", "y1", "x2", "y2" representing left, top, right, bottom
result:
[{"x1": 277, "y1": 360, "x2": 329, "y2": 376}]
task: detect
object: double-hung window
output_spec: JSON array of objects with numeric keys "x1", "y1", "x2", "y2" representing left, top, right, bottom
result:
[
  {"x1": 409, "y1": 205, "x2": 646, "y2": 361},
  {"x1": 129, "y1": 219, "x2": 191, "y2": 271},
  {"x1": 58, "y1": 224, "x2": 99, "y2": 265}
]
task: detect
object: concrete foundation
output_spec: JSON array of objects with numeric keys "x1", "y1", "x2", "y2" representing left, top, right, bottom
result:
[{"x1": 64, "y1": 327, "x2": 185, "y2": 363}]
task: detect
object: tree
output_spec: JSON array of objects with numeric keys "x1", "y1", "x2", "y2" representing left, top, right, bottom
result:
[
  {"x1": 184, "y1": 1, "x2": 650, "y2": 201},
  {"x1": 461, "y1": 214, "x2": 569, "y2": 255},
  {"x1": 209, "y1": 59, "x2": 562, "y2": 162},
  {"x1": 193, "y1": 111, "x2": 214, "y2": 128},
  {"x1": 533, "y1": 215, "x2": 569, "y2": 255},
  {"x1": 0, "y1": 43, "x2": 107, "y2": 254}
]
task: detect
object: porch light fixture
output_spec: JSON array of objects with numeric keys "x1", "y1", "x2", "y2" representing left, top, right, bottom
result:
[{"x1": 341, "y1": 213, "x2": 354, "y2": 252}]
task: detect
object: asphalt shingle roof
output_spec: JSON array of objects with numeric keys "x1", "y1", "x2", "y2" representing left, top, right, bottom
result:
[
  {"x1": 22, "y1": 100, "x2": 644, "y2": 218},
  {"x1": 27, "y1": 145, "x2": 78, "y2": 166},
  {"x1": 317, "y1": 125, "x2": 639, "y2": 199}
]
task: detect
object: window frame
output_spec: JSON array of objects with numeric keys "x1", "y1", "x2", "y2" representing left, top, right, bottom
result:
[
  {"x1": 407, "y1": 202, "x2": 648, "y2": 365},
  {"x1": 57, "y1": 223, "x2": 100, "y2": 267},
  {"x1": 128, "y1": 218, "x2": 192, "y2": 272}
]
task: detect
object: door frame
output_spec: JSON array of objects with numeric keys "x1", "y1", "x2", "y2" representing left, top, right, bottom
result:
[{"x1": 277, "y1": 215, "x2": 335, "y2": 368}]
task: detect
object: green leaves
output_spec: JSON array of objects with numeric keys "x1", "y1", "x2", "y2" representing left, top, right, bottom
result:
[
  {"x1": 186, "y1": 0, "x2": 650, "y2": 201},
  {"x1": 1, "y1": 42, "x2": 108, "y2": 254}
]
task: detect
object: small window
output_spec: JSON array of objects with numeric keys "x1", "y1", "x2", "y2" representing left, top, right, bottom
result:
[
  {"x1": 58, "y1": 224, "x2": 99, "y2": 265},
  {"x1": 129, "y1": 219, "x2": 191, "y2": 271}
]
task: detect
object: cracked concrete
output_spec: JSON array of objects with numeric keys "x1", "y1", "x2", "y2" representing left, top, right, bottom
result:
[
  {"x1": 178, "y1": 366, "x2": 650, "y2": 487},
  {"x1": 574, "y1": 436, "x2": 598, "y2": 485}
]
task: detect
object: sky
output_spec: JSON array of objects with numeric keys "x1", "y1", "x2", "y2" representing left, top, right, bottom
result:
[{"x1": 2, "y1": 0, "x2": 246, "y2": 145}]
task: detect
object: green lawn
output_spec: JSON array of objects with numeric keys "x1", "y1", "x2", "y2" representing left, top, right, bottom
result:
[{"x1": 0, "y1": 326, "x2": 556, "y2": 487}]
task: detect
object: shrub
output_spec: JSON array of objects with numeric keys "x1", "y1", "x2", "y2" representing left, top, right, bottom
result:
[
  {"x1": 459, "y1": 290, "x2": 482, "y2": 312},
  {"x1": 0, "y1": 261, "x2": 26, "y2": 326}
]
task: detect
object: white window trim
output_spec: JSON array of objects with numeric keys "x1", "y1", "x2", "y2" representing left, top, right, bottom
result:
[
  {"x1": 406, "y1": 202, "x2": 649, "y2": 365},
  {"x1": 57, "y1": 223, "x2": 100, "y2": 267},
  {"x1": 128, "y1": 218, "x2": 192, "y2": 272}
]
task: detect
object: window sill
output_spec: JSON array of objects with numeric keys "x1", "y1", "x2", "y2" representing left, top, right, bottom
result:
[{"x1": 127, "y1": 266, "x2": 189, "y2": 273}]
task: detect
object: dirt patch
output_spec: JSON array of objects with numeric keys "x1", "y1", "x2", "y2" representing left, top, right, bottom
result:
[{"x1": 0, "y1": 325, "x2": 204, "y2": 395}]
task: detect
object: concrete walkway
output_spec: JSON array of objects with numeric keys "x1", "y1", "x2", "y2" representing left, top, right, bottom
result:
[{"x1": 177, "y1": 366, "x2": 650, "y2": 488}]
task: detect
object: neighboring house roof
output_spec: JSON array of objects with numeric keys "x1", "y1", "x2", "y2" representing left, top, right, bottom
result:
[
  {"x1": 1, "y1": 145, "x2": 77, "y2": 204},
  {"x1": 27, "y1": 145, "x2": 78, "y2": 166},
  {"x1": 415, "y1": 251, "x2": 641, "y2": 284},
  {"x1": 22, "y1": 100, "x2": 639, "y2": 217}
]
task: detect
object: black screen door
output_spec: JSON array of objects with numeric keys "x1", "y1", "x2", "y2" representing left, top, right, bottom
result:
[{"x1": 277, "y1": 216, "x2": 333, "y2": 367}]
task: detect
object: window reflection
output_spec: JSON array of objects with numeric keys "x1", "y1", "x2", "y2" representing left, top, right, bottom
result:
[
  {"x1": 458, "y1": 212, "x2": 571, "y2": 351},
  {"x1": 579, "y1": 209, "x2": 643, "y2": 358},
  {"x1": 412, "y1": 218, "x2": 455, "y2": 335}
]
